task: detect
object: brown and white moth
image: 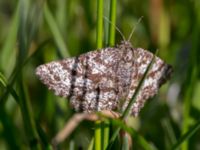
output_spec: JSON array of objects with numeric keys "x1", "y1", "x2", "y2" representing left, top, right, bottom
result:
[{"x1": 36, "y1": 41, "x2": 172, "y2": 117}]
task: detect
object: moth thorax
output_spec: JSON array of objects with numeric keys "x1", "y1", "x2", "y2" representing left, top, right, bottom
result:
[{"x1": 118, "y1": 41, "x2": 133, "y2": 50}]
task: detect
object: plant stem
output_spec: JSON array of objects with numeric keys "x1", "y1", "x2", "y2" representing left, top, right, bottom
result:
[
  {"x1": 108, "y1": 0, "x2": 116, "y2": 46},
  {"x1": 95, "y1": 0, "x2": 104, "y2": 150},
  {"x1": 172, "y1": 119, "x2": 200, "y2": 150},
  {"x1": 102, "y1": 0, "x2": 117, "y2": 149},
  {"x1": 96, "y1": 0, "x2": 104, "y2": 49},
  {"x1": 102, "y1": 120, "x2": 110, "y2": 149},
  {"x1": 95, "y1": 120, "x2": 102, "y2": 150}
]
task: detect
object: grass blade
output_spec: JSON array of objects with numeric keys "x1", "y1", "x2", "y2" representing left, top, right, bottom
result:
[
  {"x1": 96, "y1": 0, "x2": 104, "y2": 49},
  {"x1": 0, "y1": 3, "x2": 19, "y2": 76},
  {"x1": 44, "y1": 3, "x2": 69, "y2": 58},
  {"x1": 95, "y1": 0, "x2": 104, "y2": 149},
  {"x1": 108, "y1": 0, "x2": 116, "y2": 46},
  {"x1": 172, "y1": 119, "x2": 200, "y2": 150}
]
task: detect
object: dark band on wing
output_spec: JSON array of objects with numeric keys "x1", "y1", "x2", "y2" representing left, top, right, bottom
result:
[
  {"x1": 68, "y1": 57, "x2": 79, "y2": 100},
  {"x1": 79, "y1": 55, "x2": 89, "y2": 111}
]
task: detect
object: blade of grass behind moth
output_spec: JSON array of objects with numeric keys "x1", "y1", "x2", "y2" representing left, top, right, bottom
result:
[
  {"x1": 18, "y1": 74, "x2": 41, "y2": 150},
  {"x1": 36, "y1": 122, "x2": 53, "y2": 150},
  {"x1": 0, "y1": 40, "x2": 50, "y2": 105},
  {"x1": 131, "y1": 130, "x2": 158, "y2": 150},
  {"x1": 107, "y1": 50, "x2": 158, "y2": 150},
  {"x1": 172, "y1": 119, "x2": 200, "y2": 150},
  {"x1": 0, "y1": 1, "x2": 43, "y2": 105},
  {"x1": 111, "y1": 118, "x2": 156, "y2": 150},
  {"x1": 55, "y1": 0, "x2": 67, "y2": 34},
  {"x1": 44, "y1": 3, "x2": 69, "y2": 58},
  {"x1": 95, "y1": 0, "x2": 104, "y2": 148},
  {"x1": 0, "y1": 72, "x2": 7, "y2": 88},
  {"x1": 161, "y1": 118, "x2": 177, "y2": 148},
  {"x1": 27, "y1": 0, "x2": 44, "y2": 46},
  {"x1": 0, "y1": 2, "x2": 19, "y2": 76},
  {"x1": 96, "y1": 0, "x2": 104, "y2": 49},
  {"x1": 17, "y1": 0, "x2": 41, "y2": 149},
  {"x1": 101, "y1": 0, "x2": 117, "y2": 149},
  {"x1": 108, "y1": 0, "x2": 116, "y2": 46},
  {"x1": 0, "y1": 72, "x2": 20, "y2": 104},
  {"x1": 0, "y1": 1, "x2": 20, "y2": 105},
  {"x1": 88, "y1": 138, "x2": 94, "y2": 150},
  {"x1": 181, "y1": 3, "x2": 199, "y2": 149},
  {"x1": 0, "y1": 106, "x2": 20, "y2": 149},
  {"x1": 95, "y1": 0, "x2": 104, "y2": 150}
]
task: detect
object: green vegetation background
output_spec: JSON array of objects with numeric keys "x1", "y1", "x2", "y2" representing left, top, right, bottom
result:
[{"x1": 0, "y1": 0, "x2": 200, "y2": 150}]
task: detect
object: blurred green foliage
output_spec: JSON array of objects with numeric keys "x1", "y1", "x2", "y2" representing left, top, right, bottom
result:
[{"x1": 0, "y1": 0, "x2": 200, "y2": 150}]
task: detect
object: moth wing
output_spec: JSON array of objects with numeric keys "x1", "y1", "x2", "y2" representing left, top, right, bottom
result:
[
  {"x1": 35, "y1": 58, "x2": 76, "y2": 97},
  {"x1": 72, "y1": 47, "x2": 123, "y2": 112},
  {"x1": 35, "y1": 47, "x2": 124, "y2": 112},
  {"x1": 125, "y1": 48, "x2": 172, "y2": 116}
]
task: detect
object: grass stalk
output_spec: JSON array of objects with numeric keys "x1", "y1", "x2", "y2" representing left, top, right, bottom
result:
[
  {"x1": 102, "y1": 120, "x2": 110, "y2": 150},
  {"x1": 18, "y1": 75, "x2": 41, "y2": 150},
  {"x1": 108, "y1": 0, "x2": 116, "y2": 46},
  {"x1": 95, "y1": 120, "x2": 102, "y2": 150},
  {"x1": 172, "y1": 119, "x2": 200, "y2": 150},
  {"x1": 16, "y1": 1, "x2": 41, "y2": 149},
  {"x1": 101, "y1": 0, "x2": 117, "y2": 148},
  {"x1": 96, "y1": 0, "x2": 104, "y2": 49},
  {"x1": 181, "y1": 3, "x2": 199, "y2": 149},
  {"x1": 44, "y1": 3, "x2": 69, "y2": 58},
  {"x1": 95, "y1": 0, "x2": 104, "y2": 149}
]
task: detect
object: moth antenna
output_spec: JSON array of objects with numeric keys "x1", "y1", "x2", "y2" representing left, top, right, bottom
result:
[
  {"x1": 104, "y1": 16, "x2": 126, "y2": 41},
  {"x1": 128, "y1": 16, "x2": 143, "y2": 42}
]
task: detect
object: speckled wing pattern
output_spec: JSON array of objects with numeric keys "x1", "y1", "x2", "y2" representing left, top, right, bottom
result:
[{"x1": 36, "y1": 41, "x2": 172, "y2": 116}]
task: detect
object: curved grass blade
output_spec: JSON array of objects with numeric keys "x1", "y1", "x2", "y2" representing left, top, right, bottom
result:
[
  {"x1": 172, "y1": 119, "x2": 200, "y2": 150},
  {"x1": 0, "y1": 72, "x2": 20, "y2": 104},
  {"x1": 44, "y1": 3, "x2": 69, "y2": 58},
  {"x1": 0, "y1": 3, "x2": 19, "y2": 76},
  {"x1": 110, "y1": 118, "x2": 157, "y2": 150}
]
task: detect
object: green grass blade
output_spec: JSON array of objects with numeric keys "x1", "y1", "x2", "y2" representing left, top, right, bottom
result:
[
  {"x1": 0, "y1": 72, "x2": 20, "y2": 104},
  {"x1": 110, "y1": 118, "x2": 156, "y2": 150},
  {"x1": 95, "y1": 120, "x2": 102, "y2": 150},
  {"x1": 101, "y1": 0, "x2": 117, "y2": 148},
  {"x1": 95, "y1": 0, "x2": 104, "y2": 149},
  {"x1": 18, "y1": 75, "x2": 41, "y2": 150},
  {"x1": 96, "y1": 0, "x2": 104, "y2": 49},
  {"x1": 55, "y1": 0, "x2": 67, "y2": 33},
  {"x1": 44, "y1": 3, "x2": 69, "y2": 58},
  {"x1": 181, "y1": 2, "x2": 199, "y2": 149},
  {"x1": 88, "y1": 137, "x2": 94, "y2": 150},
  {"x1": 108, "y1": 0, "x2": 116, "y2": 46},
  {"x1": 0, "y1": 72, "x2": 7, "y2": 87},
  {"x1": 102, "y1": 120, "x2": 110, "y2": 150},
  {"x1": 161, "y1": 119, "x2": 177, "y2": 147},
  {"x1": 172, "y1": 119, "x2": 200, "y2": 150},
  {"x1": 0, "y1": 3, "x2": 19, "y2": 76},
  {"x1": 15, "y1": 1, "x2": 42, "y2": 149},
  {"x1": 36, "y1": 123, "x2": 53, "y2": 150}
]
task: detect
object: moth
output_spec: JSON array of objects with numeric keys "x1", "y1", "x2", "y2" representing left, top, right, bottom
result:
[{"x1": 36, "y1": 39, "x2": 172, "y2": 117}]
